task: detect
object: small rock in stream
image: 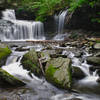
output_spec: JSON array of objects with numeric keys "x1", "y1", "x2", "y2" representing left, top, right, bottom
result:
[
  {"x1": 72, "y1": 66, "x2": 85, "y2": 79},
  {"x1": 93, "y1": 43, "x2": 100, "y2": 50},
  {"x1": 87, "y1": 56, "x2": 100, "y2": 65}
]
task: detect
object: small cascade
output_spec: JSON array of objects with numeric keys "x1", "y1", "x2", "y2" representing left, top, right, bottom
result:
[
  {"x1": 1, "y1": 47, "x2": 68, "y2": 100},
  {"x1": 55, "y1": 9, "x2": 68, "y2": 34},
  {"x1": 1, "y1": 9, "x2": 45, "y2": 41},
  {"x1": 2, "y1": 9, "x2": 16, "y2": 20},
  {"x1": 63, "y1": 50, "x2": 99, "y2": 85}
]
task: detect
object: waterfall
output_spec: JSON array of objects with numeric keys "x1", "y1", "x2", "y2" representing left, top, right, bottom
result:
[
  {"x1": 55, "y1": 9, "x2": 68, "y2": 34},
  {"x1": 1, "y1": 9, "x2": 45, "y2": 41},
  {"x1": 53, "y1": 9, "x2": 68, "y2": 40}
]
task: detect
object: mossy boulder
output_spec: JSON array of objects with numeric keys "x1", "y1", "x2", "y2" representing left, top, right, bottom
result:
[
  {"x1": 0, "y1": 43, "x2": 11, "y2": 67},
  {"x1": 45, "y1": 57, "x2": 72, "y2": 89},
  {"x1": 87, "y1": 56, "x2": 100, "y2": 65},
  {"x1": 0, "y1": 68, "x2": 25, "y2": 87},
  {"x1": 21, "y1": 49, "x2": 41, "y2": 77}
]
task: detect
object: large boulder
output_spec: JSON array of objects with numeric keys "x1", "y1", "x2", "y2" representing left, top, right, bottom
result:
[
  {"x1": 0, "y1": 68, "x2": 25, "y2": 87},
  {"x1": 45, "y1": 57, "x2": 72, "y2": 89},
  {"x1": 0, "y1": 43, "x2": 11, "y2": 67},
  {"x1": 21, "y1": 49, "x2": 41, "y2": 77},
  {"x1": 87, "y1": 56, "x2": 100, "y2": 65}
]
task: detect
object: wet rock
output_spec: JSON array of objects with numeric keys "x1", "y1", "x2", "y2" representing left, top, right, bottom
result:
[
  {"x1": 10, "y1": 45, "x2": 18, "y2": 48},
  {"x1": 69, "y1": 98, "x2": 82, "y2": 100},
  {"x1": 21, "y1": 49, "x2": 41, "y2": 77},
  {"x1": 96, "y1": 77, "x2": 100, "y2": 83},
  {"x1": 15, "y1": 47, "x2": 30, "y2": 51},
  {"x1": 74, "y1": 51, "x2": 83, "y2": 57},
  {"x1": 72, "y1": 66, "x2": 85, "y2": 79},
  {"x1": 0, "y1": 43, "x2": 11, "y2": 67},
  {"x1": 97, "y1": 70, "x2": 100, "y2": 77},
  {"x1": 87, "y1": 56, "x2": 100, "y2": 65},
  {"x1": 0, "y1": 68, "x2": 25, "y2": 87},
  {"x1": 89, "y1": 66, "x2": 100, "y2": 72},
  {"x1": 94, "y1": 52, "x2": 100, "y2": 57},
  {"x1": 45, "y1": 57, "x2": 72, "y2": 89},
  {"x1": 93, "y1": 43, "x2": 100, "y2": 50},
  {"x1": 39, "y1": 51, "x2": 51, "y2": 63}
]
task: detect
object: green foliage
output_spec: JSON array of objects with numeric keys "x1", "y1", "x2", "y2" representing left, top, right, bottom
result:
[
  {"x1": 69, "y1": 0, "x2": 100, "y2": 11},
  {"x1": 69, "y1": 0, "x2": 88, "y2": 11},
  {"x1": 5, "y1": 0, "x2": 100, "y2": 22},
  {"x1": 20, "y1": 0, "x2": 68, "y2": 21},
  {"x1": 69, "y1": 0, "x2": 100, "y2": 23}
]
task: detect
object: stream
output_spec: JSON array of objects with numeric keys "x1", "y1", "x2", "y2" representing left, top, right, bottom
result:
[{"x1": 0, "y1": 44, "x2": 100, "y2": 100}]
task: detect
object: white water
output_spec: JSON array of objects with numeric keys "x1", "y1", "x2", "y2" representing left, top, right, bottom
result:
[
  {"x1": 53, "y1": 10, "x2": 68, "y2": 40},
  {"x1": 62, "y1": 50, "x2": 99, "y2": 85},
  {"x1": 55, "y1": 10, "x2": 68, "y2": 34},
  {"x1": 1, "y1": 46, "x2": 100, "y2": 100},
  {"x1": 1, "y1": 47, "x2": 67, "y2": 100},
  {"x1": 1, "y1": 9, "x2": 45, "y2": 41}
]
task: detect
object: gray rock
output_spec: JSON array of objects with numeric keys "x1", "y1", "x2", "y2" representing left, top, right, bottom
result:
[
  {"x1": 69, "y1": 98, "x2": 82, "y2": 100},
  {"x1": 72, "y1": 66, "x2": 85, "y2": 79},
  {"x1": 87, "y1": 56, "x2": 100, "y2": 65},
  {"x1": 94, "y1": 52, "x2": 100, "y2": 57},
  {"x1": 93, "y1": 43, "x2": 100, "y2": 50},
  {"x1": 45, "y1": 57, "x2": 72, "y2": 89},
  {"x1": 15, "y1": 47, "x2": 30, "y2": 51}
]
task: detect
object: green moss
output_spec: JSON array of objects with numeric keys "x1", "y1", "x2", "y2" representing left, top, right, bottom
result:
[
  {"x1": 21, "y1": 49, "x2": 41, "y2": 76},
  {"x1": 46, "y1": 65, "x2": 56, "y2": 78},
  {"x1": 45, "y1": 57, "x2": 72, "y2": 89},
  {"x1": 46, "y1": 65, "x2": 65, "y2": 88},
  {"x1": 22, "y1": 60, "x2": 40, "y2": 74},
  {"x1": 0, "y1": 68, "x2": 25, "y2": 87},
  {"x1": 0, "y1": 46, "x2": 11, "y2": 67},
  {"x1": 0, "y1": 47, "x2": 11, "y2": 60}
]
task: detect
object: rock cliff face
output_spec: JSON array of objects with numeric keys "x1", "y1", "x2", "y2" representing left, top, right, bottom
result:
[{"x1": 65, "y1": 6, "x2": 100, "y2": 31}]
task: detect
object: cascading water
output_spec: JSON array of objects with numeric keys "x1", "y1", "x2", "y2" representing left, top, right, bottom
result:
[
  {"x1": 1, "y1": 44, "x2": 100, "y2": 100},
  {"x1": 1, "y1": 46, "x2": 71, "y2": 100},
  {"x1": 1, "y1": 9, "x2": 45, "y2": 41},
  {"x1": 63, "y1": 51, "x2": 99, "y2": 84},
  {"x1": 53, "y1": 9, "x2": 68, "y2": 40}
]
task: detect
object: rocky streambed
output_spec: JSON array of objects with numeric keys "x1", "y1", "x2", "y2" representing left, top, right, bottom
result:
[{"x1": 0, "y1": 38, "x2": 100, "y2": 100}]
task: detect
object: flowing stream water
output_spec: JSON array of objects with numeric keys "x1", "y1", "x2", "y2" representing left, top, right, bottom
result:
[{"x1": 0, "y1": 45, "x2": 100, "y2": 100}]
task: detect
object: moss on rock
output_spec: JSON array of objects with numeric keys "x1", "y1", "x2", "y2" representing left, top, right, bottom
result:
[
  {"x1": 0, "y1": 43, "x2": 11, "y2": 67},
  {"x1": 21, "y1": 49, "x2": 41, "y2": 76},
  {"x1": 0, "y1": 68, "x2": 25, "y2": 87},
  {"x1": 45, "y1": 57, "x2": 72, "y2": 89}
]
